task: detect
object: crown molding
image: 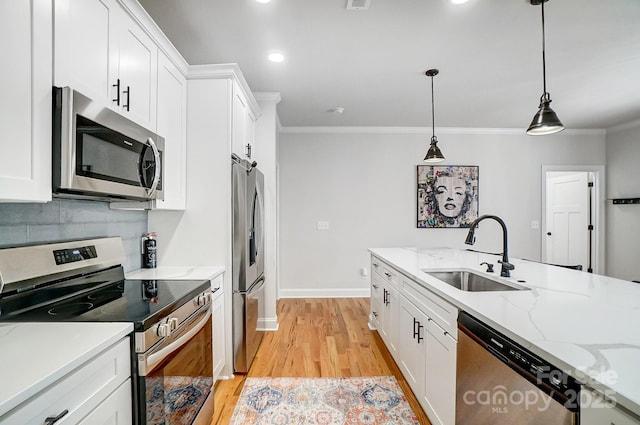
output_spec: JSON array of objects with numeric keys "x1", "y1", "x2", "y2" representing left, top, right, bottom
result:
[
  {"x1": 279, "y1": 126, "x2": 606, "y2": 136},
  {"x1": 607, "y1": 118, "x2": 640, "y2": 134}
]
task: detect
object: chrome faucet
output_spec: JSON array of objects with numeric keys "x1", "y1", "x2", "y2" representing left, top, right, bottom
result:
[{"x1": 465, "y1": 215, "x2": 515, "y2": 277}]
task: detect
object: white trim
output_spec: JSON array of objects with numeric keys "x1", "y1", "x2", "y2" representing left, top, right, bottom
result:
[
  {"x1": 279, "y1": 126, "x2": 606, "y2": 136},
  {"x1": 254, "y1": 92, "x2": 282, "y2": 104},
  {"x1": 279, "y1": 288, "x2": 370, "y2": 299},
  {"x1": 257, "y1": 317, "x2": 279, "y2": 332},
  {"x1": 606, "y1": 118, "x2": 640, "y2": 134},
  {"x1": 541, "y1": 165, "x2": 606, "y2": 275}
]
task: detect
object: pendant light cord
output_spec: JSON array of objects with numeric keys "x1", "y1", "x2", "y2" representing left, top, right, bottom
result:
[
  {"x1": 430, "y1": 75, "x2": 436, "y2": 140},
  {"x1": 541, "y1": 0, "x2": 547, "y2": 96}
]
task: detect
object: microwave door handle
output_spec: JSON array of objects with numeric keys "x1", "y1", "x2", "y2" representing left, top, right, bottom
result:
[{"x1": 145, "y1": 137, "x2": 161, "y2": 196}]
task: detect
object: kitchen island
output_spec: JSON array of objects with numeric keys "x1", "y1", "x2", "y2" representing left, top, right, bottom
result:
[{"x1": 370, "y1": 247, "x2": 640, "y2": 421}]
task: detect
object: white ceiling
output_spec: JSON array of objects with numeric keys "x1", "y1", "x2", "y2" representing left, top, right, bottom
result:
[{"x1": 139, "y1": 0, "x2": 640, "y2": 130}]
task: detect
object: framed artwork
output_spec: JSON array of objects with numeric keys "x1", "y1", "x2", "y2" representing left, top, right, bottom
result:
[{"x1": 417, "y1": 165, "x2": 479, "y2": 228}]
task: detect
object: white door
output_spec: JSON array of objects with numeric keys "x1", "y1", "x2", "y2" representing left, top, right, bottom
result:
[{"x1": 545, "y1": 172, "x2": 589, "y2": 268}]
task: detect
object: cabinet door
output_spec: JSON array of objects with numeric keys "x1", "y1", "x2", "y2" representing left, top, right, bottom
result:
[
  {"x1": 53, "y1": 0, "x2": 117, "y2": 106},
  {"x1": 212, "y1": 289, "x2": 226, "y2": 381},
  {"x1": 381, "y1": 283, "x2": 399, "y2": 360},
  {"x1": 232, "y1": 84, "x2": 248, "y2": 158},
  {"x1": 0, "y1": 0, "x2": 51, "y2": 202},
  {"x1": 245, "y1": 109, "x2": 256, "y2": 160},
  {"x1": 423, "y1": 319, "x2": 457, "y2": 425},
  {"x1": 113, "y1": 7, "x2": 158, "y2": 130},
  {"x1": 370, "y1": 273, "x2": 383, "y2": 329},
  {"x1": 399, "y1": 296, "x2": 427, "y2": 399},
  {"x1": 78, "y1": 380, "x2": 132, "y2": 425},
  {"x1": 154, "y1": 53, "x2": 186, "y2": 210}
]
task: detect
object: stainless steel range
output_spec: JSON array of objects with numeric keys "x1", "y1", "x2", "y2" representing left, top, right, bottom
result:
[{"x1": 0, "y1": 237, "x2": 215, "y2": 425}]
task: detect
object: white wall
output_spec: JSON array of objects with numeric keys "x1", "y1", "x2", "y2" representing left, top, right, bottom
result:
[
  {"x1": 278, "y1": 128, "x2": 606, "y2": 296},
  {"x1": 606, "y1": 121, "x2": 640, "y2": 281}
]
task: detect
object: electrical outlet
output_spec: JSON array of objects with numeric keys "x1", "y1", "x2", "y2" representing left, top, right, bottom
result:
[{"x1": 317, "y1": 221, "x2": 330, "y2": 230}]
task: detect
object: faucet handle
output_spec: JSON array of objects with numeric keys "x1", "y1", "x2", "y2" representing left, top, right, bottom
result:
[
  {"x1": 498, "y1": 260, "x2": 515, "y2": 271},
  {"x1": 480, "y1": 262, "x2": 494, "y2": 273}
]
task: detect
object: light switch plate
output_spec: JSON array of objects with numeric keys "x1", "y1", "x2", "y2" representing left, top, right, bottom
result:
[{"x1": 531, "y1": 220, "x2": 540, "y2": 229}]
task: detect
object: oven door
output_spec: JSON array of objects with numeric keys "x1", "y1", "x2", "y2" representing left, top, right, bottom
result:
[{"x1": 137, "y1": 305, "x2": 213, "y2": 425}]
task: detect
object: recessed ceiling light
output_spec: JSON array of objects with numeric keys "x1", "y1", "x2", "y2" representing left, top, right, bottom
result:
[
  {"x1": 451, "y1": 0, "x2": 469, "y2": 3},
  {"x1": 256, "y1": 0, "x2": 271, "y2": 3},
  {"x1": 268, "y1": 52, "x2": 285, "y2": 63}
]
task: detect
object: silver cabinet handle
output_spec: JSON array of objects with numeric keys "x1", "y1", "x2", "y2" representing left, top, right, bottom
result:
[
  {"x1": 384, "y1": 272, "x2": 392, "y2": 278},
  {"x1": 44, "y1": 409, "x2": 69, "y2": 425},
  {"x1": 372, "y1": 284, "x2": 379, "y2": 289}
]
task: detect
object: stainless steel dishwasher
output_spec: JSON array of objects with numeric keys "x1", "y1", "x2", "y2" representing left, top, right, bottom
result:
[{"x1": 456, "y1": 312, "x2": 580, "y2": 424}]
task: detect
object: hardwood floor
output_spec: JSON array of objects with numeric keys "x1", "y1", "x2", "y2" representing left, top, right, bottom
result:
[{"x1": 209, "y1": 298, "x2": 431, "y2": 425}]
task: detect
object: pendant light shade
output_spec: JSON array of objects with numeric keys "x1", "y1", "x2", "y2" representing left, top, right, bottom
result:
[
  {"x1": 424, "y1": 69, "x2": 445, "y2": 162},
  {"x1": 527, "y1": 0, "x2": 564, "y2": 135},
  {"x1": 424, "y1": 136, "x2": 444, "y2": 163}
]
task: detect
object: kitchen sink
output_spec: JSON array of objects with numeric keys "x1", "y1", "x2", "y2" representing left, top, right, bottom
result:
[{"x1": 422, "y1": 269, "x2": 529, "y2": 292}]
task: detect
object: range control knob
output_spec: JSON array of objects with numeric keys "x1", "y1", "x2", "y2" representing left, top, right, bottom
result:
[{"x1": 157, "y1": 322, "x2": 171, "y2": 337}]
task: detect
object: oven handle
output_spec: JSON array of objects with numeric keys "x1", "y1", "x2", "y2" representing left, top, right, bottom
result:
[
  {"x1": 139, "y1": 305, "x2": 211, "y2": 376},
  {"x1": 145, "y1": 136, "x2": 161, "y2": 197}
]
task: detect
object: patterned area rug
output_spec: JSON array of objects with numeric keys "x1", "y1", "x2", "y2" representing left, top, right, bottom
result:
[{"x1": 229, "y1": 376, "x2": 419, "y2": 424}]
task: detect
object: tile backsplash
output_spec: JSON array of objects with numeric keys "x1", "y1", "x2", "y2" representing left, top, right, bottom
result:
[{"x1": 0, "y1": 198, "x2": 147, "y2": 271}]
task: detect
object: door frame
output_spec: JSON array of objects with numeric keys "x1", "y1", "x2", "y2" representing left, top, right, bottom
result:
[{"x1": 541, "y1": 165, "x2": 606, "y2": 275}]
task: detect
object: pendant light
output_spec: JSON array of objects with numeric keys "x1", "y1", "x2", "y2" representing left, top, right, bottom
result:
[
  {"x1": 424, "y1": 69, "x2": 445, "y2": 162},
  {"x1": 527, "y1": 0, "x2": 564, "y2": 135}
]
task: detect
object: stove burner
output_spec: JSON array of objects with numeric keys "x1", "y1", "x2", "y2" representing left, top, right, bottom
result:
[
  {"x1": 48, "y1": 302, "x2": 94, "y2": 316},
  {"x1": 87, "y1": 290, "x2": 124, "y2": 303}
]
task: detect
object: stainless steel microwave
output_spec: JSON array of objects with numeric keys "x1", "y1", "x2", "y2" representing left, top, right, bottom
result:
[{"x1": 52, "y1": 86, "x2": 164, "y2": 201}]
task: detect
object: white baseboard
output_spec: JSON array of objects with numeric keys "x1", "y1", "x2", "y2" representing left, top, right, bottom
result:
[
  {"x1": 279, "y1": 288, "x2": 370, "y2": 299},
  {"x1": 257, "y1": 317, "x2": 279, "y2": 331}
]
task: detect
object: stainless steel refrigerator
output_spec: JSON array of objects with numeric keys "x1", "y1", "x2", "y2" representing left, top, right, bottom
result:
[{"x1": 232, "y1": 154, "x2": 265, "y2": 373}]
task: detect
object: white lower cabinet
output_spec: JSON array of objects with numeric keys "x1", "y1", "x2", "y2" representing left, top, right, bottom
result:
[
  {"x1": 423, "y1": 318, "x2": 457, "y2": 425},
  {"x1": 212, "y1": 278, "x2": 226, "y2": 381},
  {"x1": 78, "y1": 380, "x2": 132, "y2": 425},
  {"x1": 369, "y1": 273, "x2": 382, "y2": 329},
  {"x1": 380, "y1": 279, "x2": 399, "y2": 361},
  {"x1": 399, "y1": 295, "x2": 427, "y2": 397},
  {"x1": 371, "y1": 255, "x2": 458, "y2": 425},
  {"x1": 2, "y1": 337, "x2": 131, "y2": 425}
]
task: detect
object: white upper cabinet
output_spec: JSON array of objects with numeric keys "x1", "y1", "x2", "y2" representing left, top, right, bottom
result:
[
  {"x1": 154, "y1": 53, "x2": 187, "y2": 210},
  {"x1": 54, "y1": 0, "x2": 157, "y2": 131},
  {"x1": 232, "y1": 81, "x2": 257, "y2": 160},
  {"x1": 0, "y1": 0, "x2": 52, "y2": 202}
]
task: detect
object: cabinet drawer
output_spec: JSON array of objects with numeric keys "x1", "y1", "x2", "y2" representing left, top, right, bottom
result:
[
  {"x1": 402, "y1": 277, "x2": 458, "y2": 338},
  {"x1": 3, "y1": 338, "x2": 131, "y2": 425},
  {"x1": 371, "y1": 257, "x2": 384, "y2": 277},
  {"x1": 381, "y1": 265, "x2": 400, "y2": 289},
  {"x1": 78, "y1": 380, "x2": 132, "y2": 425}
]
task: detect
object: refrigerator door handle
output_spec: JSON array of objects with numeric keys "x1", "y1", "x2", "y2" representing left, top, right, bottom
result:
[{"x1": 248, "y1": 276, "x2": 265, "y2": 295}]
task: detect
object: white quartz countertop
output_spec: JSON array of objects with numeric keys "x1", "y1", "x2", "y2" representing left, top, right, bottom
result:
[
  {"x1": 0, "y1": 322, "x2": 132, "y2": 417},
  {"x1": 369, "y1": 247, "x2": 640, "y2": 416},
  {"x1": 126, "y1": 266, "x2": 224, "y2": 288}
]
